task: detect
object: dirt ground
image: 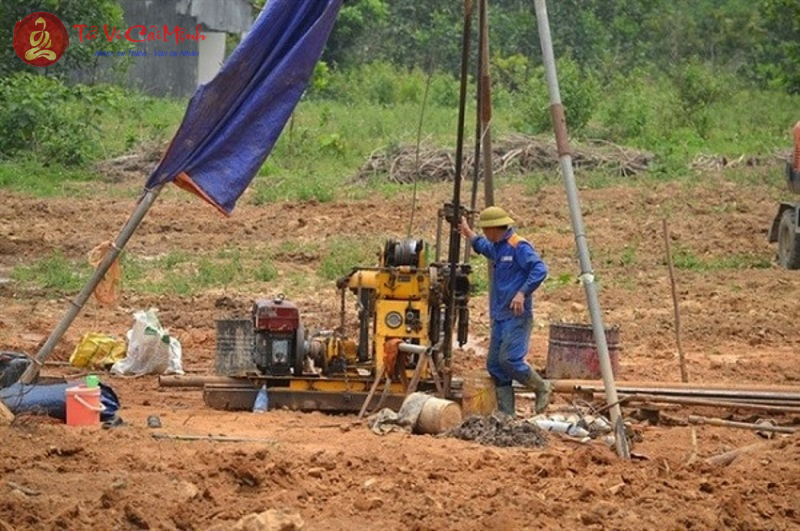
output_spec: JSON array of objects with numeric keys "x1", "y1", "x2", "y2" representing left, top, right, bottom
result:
[{"x1": 1, "y1": 169, "x2": 800, "y2": 530}]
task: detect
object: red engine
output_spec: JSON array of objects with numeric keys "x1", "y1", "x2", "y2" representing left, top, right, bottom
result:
[{"x1": 252, "y1": 296, "x2": 302, "y2": 376}]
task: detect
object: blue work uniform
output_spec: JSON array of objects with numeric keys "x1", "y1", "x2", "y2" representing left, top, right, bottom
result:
[{"x1": 471, "y1": 229, "x2": 548, "y2": 387}]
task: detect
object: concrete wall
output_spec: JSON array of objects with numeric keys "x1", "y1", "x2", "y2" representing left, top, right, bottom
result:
[
  {"x1": 118, "y1": 0, "x2": 252, "y2": 98},
  {"x1": 176, "y1": 0, "x2": 252, "y2": 34},
  {"x1": 197, "y1": 31, "x2": 227, "y2": 86},
  {"x1": 120, "y1": 0, "x2": 199, "y2": 98}
]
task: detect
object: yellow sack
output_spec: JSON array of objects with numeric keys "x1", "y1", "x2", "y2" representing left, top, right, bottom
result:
[{"x1": 70, "y1": 332, "x2": 127, "y2": 369}]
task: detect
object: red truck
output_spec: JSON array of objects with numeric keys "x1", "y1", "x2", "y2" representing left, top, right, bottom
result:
[{"x1": 769, "y1": 122, "x2": 800, "y2": 269}]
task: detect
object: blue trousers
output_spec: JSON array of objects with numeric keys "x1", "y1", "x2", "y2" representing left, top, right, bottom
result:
[{"x1": 487, "y1": 316, "x2": 534, "y2": 387}]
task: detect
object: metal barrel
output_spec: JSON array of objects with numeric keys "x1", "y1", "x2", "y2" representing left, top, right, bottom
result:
[
  {"x1": 215, "y1": 319, "x2": 256, "y2": 376},
  {"x1": 545, "y1": 323, "x2": 620, "y2": 380}
]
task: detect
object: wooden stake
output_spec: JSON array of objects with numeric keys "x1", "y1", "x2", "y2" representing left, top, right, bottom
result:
[
  {"x1": 663, "y1": 218, "x2": 688, "y2": 382},
  {"x1": 358, "y1": 370, "x2": 385, "y2": 420},
  {"x1": 705, "y1": 441, "x2": 771, "y2": 467}
]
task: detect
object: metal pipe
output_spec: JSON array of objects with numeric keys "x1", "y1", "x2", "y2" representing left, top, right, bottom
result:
[
  {"x1": 443, "y1": 0, "x2": 475, "y2": 392},
  {"x1": 551, "y1": 379, "x2": 800, "y2": 394},
  {"x1": 688, "y1": 415, "x2": 799, "y2": 434},
  {"x1": 159, "y1": 375, "x2": 252, "y2": 388},
  {"x1": 532, "y1": 0, "x2": 629, "y2": 460},
  {"x1": 576, "y1": 386, "x2": 800, "y2": 402},
  {"x1": 398, "y1": 343, "x2": 430, "y2": 355},
  {"x1": 610, "y1": 394, "x2": 800, "y2": 414},
  {"x1": 479, "y1": 0, "x2": 495, "y2": 209},
  {"x1": 20, "y1": 185, "x2": 165, "y2": 384},
  {"x1": 465, "y1": 0, "x2": 484, "y2": 264}
]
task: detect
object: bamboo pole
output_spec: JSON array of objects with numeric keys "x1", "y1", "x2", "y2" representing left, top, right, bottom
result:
[
  {"x1": 663, "y1": 218, "x2": 688, "y2": 382},
  {"x1": 19, "y1": 185, "x2": 165, "y2": 384}
]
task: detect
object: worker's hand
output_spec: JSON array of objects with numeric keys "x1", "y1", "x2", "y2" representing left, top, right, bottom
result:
[
  {"x1": 510, "y1": 291, "x2": 525, "y2": 315},
  {"x1": 459, "y1": 217, "x2": 476, "y2": 239}
]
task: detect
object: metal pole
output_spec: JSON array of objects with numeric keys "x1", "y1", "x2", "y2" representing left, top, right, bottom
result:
[
  {"x1": 19, "y1": 184, "x2": 165, "y2": 383},
  {"x1": 479, "y1": 0, "x2": 495, "y2": 209},
  {"x1": 464, "y1": 1, "x2": 484, "y2": 264},
  {"x1": 442, "y1": 0, "x2": 475, "y2": 395},
  {"x1": 532, "y1": 0, "x2": 629, "y2": 459}
]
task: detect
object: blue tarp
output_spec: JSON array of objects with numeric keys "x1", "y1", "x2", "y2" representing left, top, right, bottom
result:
[
  {"x1": 0, "y1": 382, "x2": 120, "y2": 422},
  {"x1": 145, "y1": 0, "x2": 343, "y2": 214}
]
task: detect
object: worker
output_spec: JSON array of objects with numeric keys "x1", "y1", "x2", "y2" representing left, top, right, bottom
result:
[{"x1": 459, "y1": 206, "x2": 550, "y2": 416}]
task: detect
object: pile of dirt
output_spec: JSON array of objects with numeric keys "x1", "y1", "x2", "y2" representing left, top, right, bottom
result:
[
  {"x1": 447, "y1": 414, "x2": 549, "y2": 448},
  {"x1": 355, "y1": 135, "x2": 653, "y2": 184}
]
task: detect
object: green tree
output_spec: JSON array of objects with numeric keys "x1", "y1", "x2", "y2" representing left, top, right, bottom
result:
[
  {"x1": 323, "y1": 0, "x2": 389, "y2": 67},
  {"x1": 758, "y1": 0, "x2": 800, "y2": 93}
]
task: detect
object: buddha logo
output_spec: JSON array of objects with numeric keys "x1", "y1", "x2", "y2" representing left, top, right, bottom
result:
[{"x1": 13, "y1": 12, "x2": 70, "y2": 67}]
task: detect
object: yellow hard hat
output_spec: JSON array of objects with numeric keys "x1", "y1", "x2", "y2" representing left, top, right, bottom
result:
[{"x1": 477, "y1": 206, "x2": 514, "y2": 228}]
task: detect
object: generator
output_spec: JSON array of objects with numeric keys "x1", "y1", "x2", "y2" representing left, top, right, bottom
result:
[{"x1": 251, "y1": 296, "x2": 303, "y2": 376}]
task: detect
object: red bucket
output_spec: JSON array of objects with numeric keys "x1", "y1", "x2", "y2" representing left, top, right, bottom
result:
[{"x1": 65, "y1": 386, "x2": 104, "y2": 426}]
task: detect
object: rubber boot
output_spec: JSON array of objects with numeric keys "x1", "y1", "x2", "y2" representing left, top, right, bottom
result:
[
  {"x1": 521, "y1": 370, "x2": 551, "y2": 414},
  {"x1": 495, "y1": 385, "x2": 516, "y2": 417}
]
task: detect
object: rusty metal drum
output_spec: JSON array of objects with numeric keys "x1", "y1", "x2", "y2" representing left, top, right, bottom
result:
[{"x1": 545, "y1": 323, "x2": 620, "y2": 380}]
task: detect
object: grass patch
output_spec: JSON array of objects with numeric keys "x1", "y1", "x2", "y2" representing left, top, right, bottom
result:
[
  {"x1": 671, "y1": 247, "x2": 773, "y2": 271},
  {"x1": 0, "y1": 159, "x2": 100, "y2": 197},
  {"x1": 12, "y1": 251, "x2": 91, "y2": 292},
  {"x1": 319, "y1": 236, "x2": 381, "y2": 280},
  {"x1": 542, "y1": 272, "x2": 575, "y2": 292},
  {"x1": 121, "y1": 248, "x2": 279, "y2": 296}
]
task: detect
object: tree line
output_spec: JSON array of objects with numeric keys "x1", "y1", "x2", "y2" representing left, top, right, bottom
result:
[{"x1": 325, "y1": 0, "x2": 800, "y2": 94}]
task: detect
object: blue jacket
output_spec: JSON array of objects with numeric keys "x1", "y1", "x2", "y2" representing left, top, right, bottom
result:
[{"x1": 471, "y1": 228, "x2": 548, "y2": 321}]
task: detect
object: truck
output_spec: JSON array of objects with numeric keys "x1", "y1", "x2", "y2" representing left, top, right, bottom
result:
[{"x1": 768, "y1": 122, "x2": 800, "y2": 269}]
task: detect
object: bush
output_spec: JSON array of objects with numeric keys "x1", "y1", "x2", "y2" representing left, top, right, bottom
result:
[
  {"x1": 595, "y1": 69, "x2": 681, "y2": 143},
  {"x1": 671, "y1": 61, "x2": 735, "y2": 138},
  {"x1": 321, "y1": 61, "x2": 457, "y2": 107},
  {"x1": 0, "y1": 73, "x2": 118, "y2": 165},
  {"x1": 513, "y1": 57, "x2": 599, "y2": 136}
]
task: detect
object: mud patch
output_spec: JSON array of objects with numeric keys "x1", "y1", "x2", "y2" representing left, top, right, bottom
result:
[{"x1": 447, "y1": 414, "x2": 548, "y2": 448}]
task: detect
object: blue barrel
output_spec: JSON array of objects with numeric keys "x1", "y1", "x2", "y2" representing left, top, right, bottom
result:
[{"x1": 545, "y1": 323, "x2": 620, "y2": 380}]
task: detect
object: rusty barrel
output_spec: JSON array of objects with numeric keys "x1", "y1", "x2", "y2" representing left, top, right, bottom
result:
[
  {"x1": 215, "y1": 319, "x2": 256, "y2": 376},
  {"x1": 546, "y1": 323, "x2": 620, "y2": 380}
]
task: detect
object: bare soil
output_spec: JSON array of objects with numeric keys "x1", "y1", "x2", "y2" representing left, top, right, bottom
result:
[{"x1": 1, "y1": 171, "x2": 799, "y2": 530}]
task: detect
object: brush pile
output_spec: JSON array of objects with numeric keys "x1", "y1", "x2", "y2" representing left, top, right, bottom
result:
[{"x1": 355, "y1": 134, "x2": 654, "y2": 184}]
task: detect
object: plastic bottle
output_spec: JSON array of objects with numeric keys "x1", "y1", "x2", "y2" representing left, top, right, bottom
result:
[
  {"x1": 85, "y1": 374, "x2": 100, "y2": 388},
  {"x1": 252, "y1": 384, "x2": 268, "y2": 413}
]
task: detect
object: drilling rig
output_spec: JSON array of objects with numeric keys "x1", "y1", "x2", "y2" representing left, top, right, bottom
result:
[{"x1": 203, "y1": 205, "x2": 472, "y2": 413}]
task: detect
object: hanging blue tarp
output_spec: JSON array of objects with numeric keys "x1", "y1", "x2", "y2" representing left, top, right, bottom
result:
[{"x1": 145, "y1": 0, "x2": 343, "y2": 214}]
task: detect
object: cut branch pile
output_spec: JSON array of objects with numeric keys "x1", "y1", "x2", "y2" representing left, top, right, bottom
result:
[
  {"x1": 93, "y1": 141, "x2": 165, "y2": 182},
  {"x1": 354, "y1": 134, "x2": 654, "y2": 184},
  {"x1": 689, "y1": 152, "x2": 788, "y2": 171}
]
